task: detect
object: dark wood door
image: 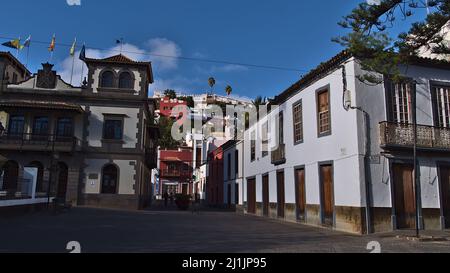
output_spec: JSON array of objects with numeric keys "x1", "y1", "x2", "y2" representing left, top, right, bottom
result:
[
  {"x1": 227, "y1": 184, "x2": 232, "y2": 207},
  {"x1": 262, "y1": 175, "x2": 269, "y2": 216},
  {"x1": 56, "y1": 163, "x2": 68, "y2": 200},
  {"x1": 392, "y1": 164, "x2": 416, "y2": 229},
  {"x1": 439, "y1": 166, "x2": 450, "y2": 228},
  {"x1": 320, "y1": 165, "x2": 334, "y2": 226},
  {"x1": 295, "y1": 168, "x2": 306, "y2": 221},
  {"x1": 277, "y1": 171, "x2": 285, "y2": 218},
  {"x1": 247, "y1": 178, "x2": 256, "y2": 214},
  {"x1": 2, "y1": 161, "x2": 19, "y2": 193}
]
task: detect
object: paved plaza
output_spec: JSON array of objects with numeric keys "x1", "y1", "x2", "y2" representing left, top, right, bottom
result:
[{"x1": 0, "y1": 207, "x2": 449, "y2": 253}]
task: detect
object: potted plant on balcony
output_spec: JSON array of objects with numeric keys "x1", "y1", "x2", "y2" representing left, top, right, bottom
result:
[{"x1": 175, "y1": 194, "x2": 191, "y2": 210}]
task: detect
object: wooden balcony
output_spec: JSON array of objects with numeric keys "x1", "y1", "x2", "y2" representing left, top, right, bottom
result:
[
  {"x1": 271, "y1": 143, "x2": 286, "y2": 165},
  {"x1": 160, "y1": 169, "x2": 192, "y2": 178},
  {"x1": 379, "y1": 121, "x2": 450, "y2": 151},
  {"x1": 0, "y1": 133, "x2": 82, "y2": 153}
]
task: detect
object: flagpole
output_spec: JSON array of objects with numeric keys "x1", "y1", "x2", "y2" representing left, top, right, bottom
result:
[
  {"x1": 80, "y1": 43, "x2": 85, "y2": 86},
  {"x1": 17, "y1": 37, "x2": 20, "y2": 58},
  {"x1": 70, "y1": 38, "x2": 76, "y2": 85},
  {"x1": 25, "y1": 38, "x2": 31, "y2": 70}
]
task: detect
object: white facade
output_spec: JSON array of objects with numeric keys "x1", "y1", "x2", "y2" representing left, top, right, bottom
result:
[
  {"x1": 223, "y1": 141, "x2": 244, "y2": 206},
  {"x1": 242, "y1": 53, "x2": 450, "y2": 233}
]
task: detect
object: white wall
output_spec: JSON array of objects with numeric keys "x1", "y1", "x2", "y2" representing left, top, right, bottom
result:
[
  {"x1": 354, "y1": 62, "x2": 450, "y2": 209},
  {"x1": 244, "y1": 59, "x2": 364, "y2": 208},
  {"x1": 87, "y1": 106, "x2": 140, "y2": 148},
  {"x1": 83, "y1": 159, "x2": 136, "y2": 195}
]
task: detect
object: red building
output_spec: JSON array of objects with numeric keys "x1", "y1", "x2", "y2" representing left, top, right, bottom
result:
[
  {"x1": 159, "y1": 96, "x2": 187, "y2": 118},
  {"x1": 159, "y1": 147, "x2": 194, "y2": 196},
  {"x1": 207, "y1": 146, "x2": 224, "y2": 205}
]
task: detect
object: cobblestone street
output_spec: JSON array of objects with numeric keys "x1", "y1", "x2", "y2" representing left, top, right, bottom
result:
[{"x1": 0, "y1": 208, "x2": 449, "y2": 253}]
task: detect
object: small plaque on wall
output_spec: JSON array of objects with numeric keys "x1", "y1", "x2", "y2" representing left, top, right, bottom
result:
[
  {"x1": 88, "y1": 173, "x2": 99, "y2": 180},
  {"x1": 369, "y1": 155, "x2": 381, "y2": 164}
]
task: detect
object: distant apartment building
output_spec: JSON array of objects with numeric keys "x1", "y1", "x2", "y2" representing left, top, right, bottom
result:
[
  {"x1": 158, "y1": 97, "x2": 187, "y2": 118},
  {"x1": 0, "y1": 53, "x2": 158, "y2": 210},
  {"x1": 237, "y1": 51, "x2": 450, "y2": 234}
]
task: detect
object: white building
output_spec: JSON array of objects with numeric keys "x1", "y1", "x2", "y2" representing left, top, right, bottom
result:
[
  {"x1": 222, "y1": 140, "x2": 244, "y2": 210},
  {"x1": 241, "y1": 50, "x2": 450, "y2": 234}
]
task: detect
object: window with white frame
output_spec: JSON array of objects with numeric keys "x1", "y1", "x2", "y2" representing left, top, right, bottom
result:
[
  {"x1": 432, "y1": 85, "x2": 450, "y2": 128},
  {"x1": 387, "y1": 81, "x2": 413, "y2": 124}
]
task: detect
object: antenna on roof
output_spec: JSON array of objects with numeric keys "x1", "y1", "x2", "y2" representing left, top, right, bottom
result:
[{"x1": 116, "y1": 38, "x2": 124, "y2": 54}]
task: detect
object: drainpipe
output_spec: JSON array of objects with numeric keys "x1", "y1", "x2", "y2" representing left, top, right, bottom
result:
[{"x1": 341, "y1": 64, "x2": 372, "y2": 234}]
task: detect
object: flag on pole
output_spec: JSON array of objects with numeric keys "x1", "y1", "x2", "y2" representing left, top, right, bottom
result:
[
  {"x1": 48, "y1": 35, "x2": 56, "y2": 52},
  {"x1": 79, "y1": 44, "x2": 86, "y2": 61},
  {"x1": 2, "y1": 39, "x2": 24, "y2": 50},
  {"x1": 70, "y1": 38, "x2": 76, "y2": 56},
  {"x1": 23, "y1": 35, "x2": 31, "y2": 48}
]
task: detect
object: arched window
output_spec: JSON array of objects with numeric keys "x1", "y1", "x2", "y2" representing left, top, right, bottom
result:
[
  {"x1": 101, "y1": 164, "x2": 118, "y2": 194},
  {"x1": 27, "y1": 161, "x2": 44, "y2": 193},
  {"x1": 100, "y1": 71, "x2": 114, "y2": 88},
  {"x1": 119, "y1": 72, "x2": 133, "y2": 89},
  {"x1": 1, "y1": 161, "x2": 19, "y2": 193}
]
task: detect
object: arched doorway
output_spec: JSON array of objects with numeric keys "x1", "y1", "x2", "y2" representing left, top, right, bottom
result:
[
  {"x1": 26, "y1": 161, "x2": 44, "y2": 194},
  {"x1": 1, "y1": 161, "x2": 19, "y2": 194},
  {"x1": 56, "y1": 162, "x2": 68, "y2": 200},
  {"x1": 101, "y1": 164, "x2": 119, "y2": 194}
]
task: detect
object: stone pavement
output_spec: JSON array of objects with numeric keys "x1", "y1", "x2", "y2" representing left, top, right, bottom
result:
[{"x1": 0, "y1": 207, "x2": 449, "y2": 253}]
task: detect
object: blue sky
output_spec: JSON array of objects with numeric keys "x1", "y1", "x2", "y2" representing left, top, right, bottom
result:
[{"x1": 0, "y1": 0, "x2": 430, "y2": 100}]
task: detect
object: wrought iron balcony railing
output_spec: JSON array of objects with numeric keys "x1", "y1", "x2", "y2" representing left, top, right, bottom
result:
[
  {"x1": 271, "y1": 143, "x2": 286, "y2": 165},
  {"x1": 0, "y1": 133, "x2": 82, "y2": 152},
  {"x1": 379, "y1": 121, "x2": 450, "y2": 151}
]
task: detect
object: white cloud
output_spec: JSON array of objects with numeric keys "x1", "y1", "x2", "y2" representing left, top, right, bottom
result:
[
  {"x1": 58, "y1": 38, "x2": 181, "y2": 86},
  {"x1": 59, "y1": 48, "x2": 101, "y2": 86},
  {"x1": 146, "y1": 38, "x2": 181, "y2": 70},
  {"x1": 218, "y1": 64, "x2": 248, "y2": 72},
  {"x1": 66, "y1": 0, "x2": 81, "y2": 6},
  {"x1": 366, "y1": 0, "x2": 381, "y2": 5}
]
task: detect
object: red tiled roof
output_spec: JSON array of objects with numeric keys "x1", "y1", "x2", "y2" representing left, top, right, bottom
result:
[
  {"x1": 272, "y1": 50, "x2": 450, "y2": 105},
  {"x1": 84, "y1": 54, "x2": 153, "y2": 83}
]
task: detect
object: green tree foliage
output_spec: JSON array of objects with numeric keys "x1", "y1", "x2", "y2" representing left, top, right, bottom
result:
[
  {"x1": 158, "y1": 116, "x2": 181, "y2": 149},
  {"x1": 179, "y1": 96, "x2": 194, "y2": 108},
  {"x1": 164, "y1": 89, "x2": 177, "y2": 99},
  {"x1": 334, "y1": 0, "x2": 450, "y2": 84}
]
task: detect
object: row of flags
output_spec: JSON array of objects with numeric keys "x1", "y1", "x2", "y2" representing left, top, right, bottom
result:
[
  {"x1": 1, "y1": 35, "x2": 86, "y2": 59},
  {"x1": 2, "y1": 36, "x2": 31, "y2": 51}
]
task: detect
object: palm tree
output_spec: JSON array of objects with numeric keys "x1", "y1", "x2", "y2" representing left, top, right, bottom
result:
[
  {"x1": 252, "y1": 95, "x2": 267, "y2": 111},
  {"x1": 208, "y1": 77, "x2": 216, "y2": 95},
  {"x1": 225, "y1": 85, "x2": 232, "y2": 96}
]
